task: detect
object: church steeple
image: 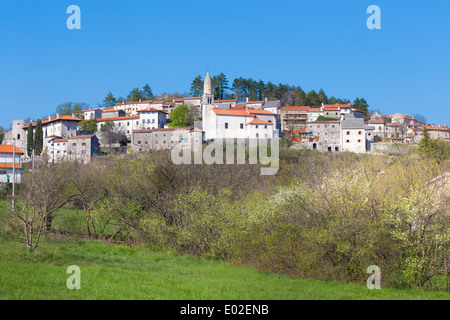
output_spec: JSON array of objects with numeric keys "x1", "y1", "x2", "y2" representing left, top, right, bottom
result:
[
  {"x1": 204, "y1": 72, "x2": 212, "y2": 95},
  {"x1": 202, "y1": 72, "x2": 213, "y2": 105}
]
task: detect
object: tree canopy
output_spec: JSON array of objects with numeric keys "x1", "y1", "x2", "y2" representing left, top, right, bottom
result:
[{"x1": 169, "y1": 104, "x2": 191, "y2": 128}]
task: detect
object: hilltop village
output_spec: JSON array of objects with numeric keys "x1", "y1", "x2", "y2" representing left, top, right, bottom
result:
[{"x1": 1, "y1": 73, "x2": 449, "y2": 182}]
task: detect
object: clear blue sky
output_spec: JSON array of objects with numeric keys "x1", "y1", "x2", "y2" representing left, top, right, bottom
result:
[{"x1": 1, "y1": 0, "x2": 449, "y2": 129}]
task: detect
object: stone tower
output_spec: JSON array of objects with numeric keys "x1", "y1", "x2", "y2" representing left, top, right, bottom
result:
[{"x1": 201, "y1": 72, "x2": 215, "y2": 141}]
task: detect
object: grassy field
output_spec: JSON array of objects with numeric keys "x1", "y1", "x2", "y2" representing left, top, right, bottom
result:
[
  {"x1": 1, "y1": 201, "x2": 449, "y2": 300},
  {"x1": 1, "y1": 237, "x2": 450, "y2": 300}
]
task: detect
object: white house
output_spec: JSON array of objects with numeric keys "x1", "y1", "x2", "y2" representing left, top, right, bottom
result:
[{"x1": 0, "y1": 145, "x2": 24, "y2": 183}]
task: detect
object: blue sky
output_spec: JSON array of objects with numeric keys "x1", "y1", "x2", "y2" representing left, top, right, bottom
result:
[{"x1": 0, "y1": 0, "x2": 449, "y2": 128}]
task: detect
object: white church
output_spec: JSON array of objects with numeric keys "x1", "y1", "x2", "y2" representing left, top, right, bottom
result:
[{"x1": 201, "y1": 73, "x2": 279, "y2": 141}]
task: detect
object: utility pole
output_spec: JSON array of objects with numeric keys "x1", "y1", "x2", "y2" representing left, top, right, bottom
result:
[{"x1": 12, "y1": 138, "x2": 16, "y2": 211}]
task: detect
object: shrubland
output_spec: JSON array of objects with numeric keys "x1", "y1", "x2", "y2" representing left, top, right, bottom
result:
[{"x1": 2, "y1": 142, "x2": 449, "y2": 292}]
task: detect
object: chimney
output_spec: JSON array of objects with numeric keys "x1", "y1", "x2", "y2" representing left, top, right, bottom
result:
[
  {"x1": 265, "y1": 97, "x2": 267, "y2": 103},
  {"x1": 412, "y1": 115, "x2": 414, "y2": 119},
  {"x1": 246, "y1": 97, "x2": 249, "y2": 103},
  {"x1": 139, "y1": 99, "x2": 142, "y2": 102},
  {"x1": 48, "y1": 115, "x2": 51, "y2": 121},
  {"x1": 56, "y1": 112, "x2": 60, "y2": 118},
  {"x1": 445, "y1": 124, "x2": 448, "y2": 127}
]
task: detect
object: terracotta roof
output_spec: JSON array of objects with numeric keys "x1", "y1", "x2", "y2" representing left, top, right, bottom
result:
[
  {"x1": 23, "y1": 115, "x2": 81, "y2": 128},
  {"x1": 0, "y1": 145, "x2": 25, "y2": 154},
  {"x1": 246, "y1": 100, "x2": 265, "y2": 104},
  {"x1": 246, "y1": 118, "x2": 274, "y2": 126},
  {"x1": 368, "y1": 120, "x2": 385, "y2": 124},
  {"x1": 280, "y1": 106, "x2": 311, "y2": 112},
  {"x1": 322, "y1": 106, "x2": 340, "y2": 111},
  {"x1": 352, "y1": 108, "x2": 364, "y2": 113},
  {"x1": 423, "y1": 125, "x2": 450, "y2": 131},
  {"x1": 386, "y1": 123, "x2": 400, "y2": 127},
  {"x1": 52, "y1": 139, "x2": 68, "y2": 143},
  {"x1": 229, "y1": 106, "x2": 247, "y2": 110},
  {"x1": 184, "y1": 97, "x2": 201, "y2": 100},
  {"x1": 247, "y1": 109, "x2": 277, "y2": 115},
  {"x1": 308, "y1": 108, "x2": 322, "y2": 113},
  {"x1": 0, "y1": 163, "x2": 22, "y2": 170},
  {"x1": 212, "y1": 109, "x2": 254, "y2": 117},
  {"x1": 151, "y1": 101, "x2": 165, "y2": 104}
]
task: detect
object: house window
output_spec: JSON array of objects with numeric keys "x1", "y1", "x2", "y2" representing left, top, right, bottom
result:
[
  {"x1": 17, "y1": 134, "x2": 20, "y2": 140},
  {"x1": 240, "y1": 123, "x2": 244, "y2": 129},
  {"x1": 72, "y1": 143, "x2": 76, "y2": 147},
  {"x1": 256, "y1": 125, "x2": 258, "y2": 129},
  {"x1": 358, "y1": 131, "x2": 362, "y2": 135},
  {"x1": 264, "y1": 125, "x2": 267, "y2": 129},
  {"x1": 358, "y1": 139, "x2": 361, "y2": 143},
  {"x1": 225, "y1": 123, "x2": 228, "y2": 129},
  {"x1": 346, "y1": 131, "x2": 350, "y2": 135},
  {"x1": 81, "y1": 150, "x2": 86, "y2": 154},
  {"x1": 138, "y1": 141, "x2": 141, "y2": 144},
  {"x1": 256, "y1": 133, "x2": 259, "y2": 138},
  {"x1": 346, "y1": 140, "x2": 350, "y2": 143},
  {"x1": 82, "y1": 143, "x2": 86, "y2": 147}
]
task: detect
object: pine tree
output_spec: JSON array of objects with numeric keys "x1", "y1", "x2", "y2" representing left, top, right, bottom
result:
[
  {"x1": 189, "y1": 75, "x2": 204, "y2": 97},
  {"x1": 142, "y1": 84, "x2": 153, "y2": 100},
  {"x1": 27, "y1": 124, "x2": 34, "y2": 157},
  {"x1": 34, "y1": 119, "x2": 43, "y2": 156},
  {"x1": 103, "y1": 92, "x2": 117, "y2": 108},
  {"x1": 418, "y1": 127, "x2": 436, "y2": 158},
  {"x1": 127, "y1": 88, "x2": 145, "y2": 102}
]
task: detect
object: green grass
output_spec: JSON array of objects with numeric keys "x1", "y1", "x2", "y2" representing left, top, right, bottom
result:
[{"x1": 1, "y1": 239, "x2": 449, "y2": 300}]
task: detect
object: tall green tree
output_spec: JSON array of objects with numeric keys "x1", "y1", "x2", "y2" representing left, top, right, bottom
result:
[
  {"x1": 87, "y1": 115, "x2": 98, "y2": 132},
  {"x1": 27, "y1": 125, "x2": 34, "y2": 157},
  {"x1": 418, "y1": 127, "x2": 436, "y2": 158},
  {"x1": 190, "y1": 75, "x2": 204, "y2": 97},
  {"x1": 169, "y1": 104, "x2": 191, "y2": 128},
  {"x1": 352, "y1": 97, "x2": 370, "y2": 119},
  {"x1": 127, "y1": 88, "x2": 145, "y2": 102},
  {"x1": 56, "y1": 102, "x2": 86, "y2": 117},
  {"x1": 103, "y1": 92, "x2": 117, "y2": 108},
  {"x1": 34, "y1": 119, "x2": 43, "y2": 156},
  {"x1": 142, "y1": 84, "x2": 153, "y2": 100}
]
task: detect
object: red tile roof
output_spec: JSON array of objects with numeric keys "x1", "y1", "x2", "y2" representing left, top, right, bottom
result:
[
  {"x1": 0, "y1": 163, "x2": 22, "y2": 170},
  {"x1": 0, "y1": 145, "x2": 25, "y2": 154},
  {"x1": 212, "y1": 109, "x2": 254, "y2": 117},
  {"x1": 280, "y1": 106, "x2": 311, "y2": 111},
  {"x1": 246, "y1": 100, "x2": 265, "y2": 104},
  {"x1": 247, "y1": 109, "x2": 277, "y2": 115},
  {"x1": 246, "y1": 118, "x2": 274, "y2": 126},
  {"x1": 23, "y1": 115, "x2": 81, "y2": 128},
  {"x1": 52, "y1": 139, "x2": 68, "y2": 143}
]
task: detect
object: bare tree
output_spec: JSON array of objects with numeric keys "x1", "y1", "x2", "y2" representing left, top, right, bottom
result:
[{"x1": 8, "y1": 159, "x2": 76, "y2": 251}]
